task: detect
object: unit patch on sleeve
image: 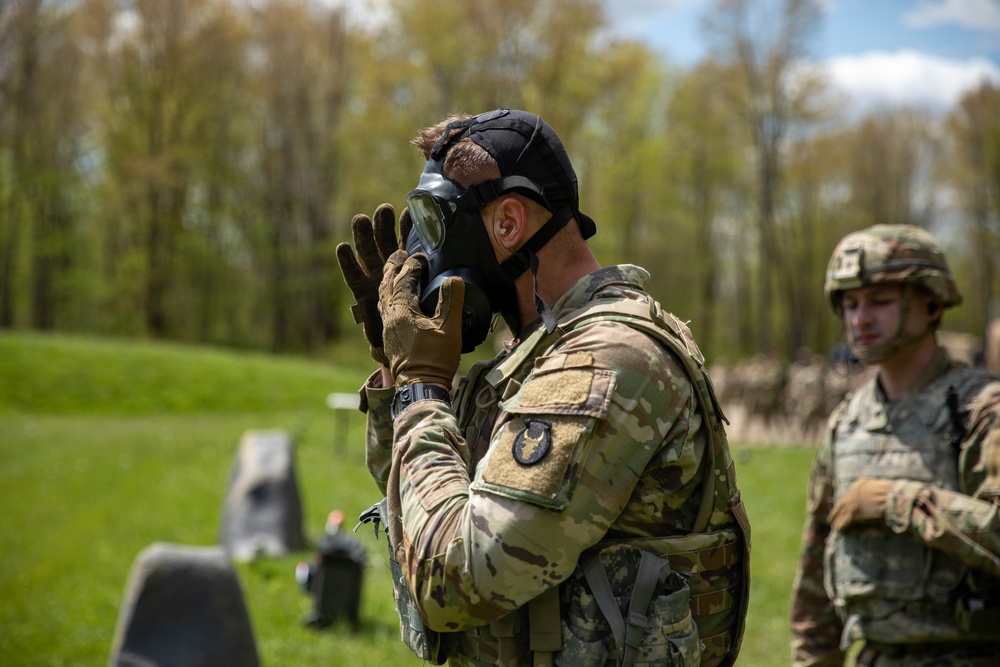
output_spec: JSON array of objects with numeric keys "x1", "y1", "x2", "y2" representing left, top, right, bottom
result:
[
  {"x1": 477, "y1": 415, "x2": 590, "y2": 509},
  {"x1": 474, "y1": 353, "x2": 612, "y2": 509},
  {"x1": 512, "y1": 419, "x2": 552, "y2": 465}
]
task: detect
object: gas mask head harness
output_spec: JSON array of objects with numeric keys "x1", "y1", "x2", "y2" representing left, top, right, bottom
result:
[{"x1": 405, "y1": 108, "x2": 596, "y2": 353}]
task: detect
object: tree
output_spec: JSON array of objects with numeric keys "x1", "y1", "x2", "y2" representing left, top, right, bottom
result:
[
  {"x1": 580, "y1": 39, "x2": 672, "y2": 267},
  {"x1": 382, "y1": 0, "x2": 604, "y2": 128},
  {"x1": 843, "y1": 110, "x2": 938, "y2": 229},
  {"x1": 0, "y1": 0, "x2": 43, "y2": 328},
  {"x1": 782, "y1": 131, "x2": 855, "y2": 355},
  {"x1": 702, "y1": 0, "x2": 825, "y2": 355},
  {"x1": 247, "y1": 0, "x2": 354, "y2": 352},
  {"x1": 663, "y1": 60, "x2": 747, "y2": 356},
  {"x1": 946, "y1": 82, "x2": 1000, "y2": 340},
  {"x1": 100, "y1": 0, "x2": 231, "y2": 337},
  {"x1": 0, "y1": 0, "x2": 89, "y2": 330}
]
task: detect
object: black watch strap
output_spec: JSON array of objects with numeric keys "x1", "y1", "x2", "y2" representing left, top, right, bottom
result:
[{"x1": 391, "y1": 383, "x2": 451, "y2": 418}]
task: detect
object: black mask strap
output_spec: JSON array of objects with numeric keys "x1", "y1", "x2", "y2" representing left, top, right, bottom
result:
[
  {"x1": 430, "y1": 117, "x2": 479, "y2": 161},
  {"x1": 430, "y1": 109, "x2": 512, "y2": 161},
  {"x1": 528, "y1": 249, "x2": 558, "y2": 334},
  {"x1": 460, "y1": 176, "x2": 550, "y2": 212},
  {"x1": 498, "y1": 204, "x2": 574, "y2": 280}
]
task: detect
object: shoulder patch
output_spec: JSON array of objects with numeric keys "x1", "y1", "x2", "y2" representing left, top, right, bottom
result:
[
  {"x1": 478, "y1": 415, "x2": 590, "y2": 509},
  {"x1": 512, "y1": 419, "x2": 552, "y2": 465}
]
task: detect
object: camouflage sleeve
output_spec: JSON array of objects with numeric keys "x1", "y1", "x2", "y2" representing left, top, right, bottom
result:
[
  {"x1": 884, "y1": 380, "x2": 1000, "y2": 577},
  {"x1": 362, "y1": 370, "x2": 396, "y2": 495},
  {"x1": 966, "y1": 380, "x2": 1000, "y2": 501},
  {"x1": 790, "y1": 430, "x2": 845, "y2": 667},
  {"x1": 389, "y1": 322, "x2": 704, "y2": 632}
]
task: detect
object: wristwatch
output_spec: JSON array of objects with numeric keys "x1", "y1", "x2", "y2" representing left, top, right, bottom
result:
[{"x1": 391, "y1": 383, "x2": 451, "y2": 418}]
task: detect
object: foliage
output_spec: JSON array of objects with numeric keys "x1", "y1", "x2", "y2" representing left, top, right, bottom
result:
[
  {"x1": 1, "y1": 0, "x2": 997, "y2": 364},
  {"x1": 0, "y1": 332, "x2": 816, "y2": 666},
  {"x1": 944, "y1": 82, "x2": 1000, "y2": 339}
]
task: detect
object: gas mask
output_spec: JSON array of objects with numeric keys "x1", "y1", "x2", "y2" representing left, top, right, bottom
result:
[
  {"x1": 403, "y1": 108, "x2": 598, "y2": 353},
  {"x1": 405, "y1": 159, "x2": 519, "y2": 353}
]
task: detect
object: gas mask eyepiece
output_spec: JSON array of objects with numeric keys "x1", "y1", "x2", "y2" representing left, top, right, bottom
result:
[{"x1": 405, "y1": 190, "x2": 448, "y2": 251}]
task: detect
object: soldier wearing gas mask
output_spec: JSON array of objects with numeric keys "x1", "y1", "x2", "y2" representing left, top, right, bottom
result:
[
  {"x1": 790, "y1": 224, "x2": 1000, "y2": 667},
  {"x1": 338, "y1": 109, "x2": 750, "y2": 667}
]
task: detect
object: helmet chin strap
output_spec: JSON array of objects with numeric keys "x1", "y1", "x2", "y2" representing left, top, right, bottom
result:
[{"x1": 850, "y1": 284, "x2": 934, "y2": 364}]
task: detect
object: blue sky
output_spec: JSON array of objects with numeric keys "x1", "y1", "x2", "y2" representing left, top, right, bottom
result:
[{"x1": 601, "y1": 0, "x2": 1000, "y2": 114}]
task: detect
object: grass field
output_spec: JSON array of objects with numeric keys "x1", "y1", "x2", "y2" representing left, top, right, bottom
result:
[{"x1": 0, "y1": 331, "x2": 818, "y2": 666}]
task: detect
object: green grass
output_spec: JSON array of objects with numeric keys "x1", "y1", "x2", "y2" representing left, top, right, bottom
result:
[
  {"x1": 0, "y1": 331, "x2": 818, "y2": 666},
  {"x1": 0, "y1": 332, "x2": 369, "y2": 415},
  {"x1": 735, "y1": 447, "x2": 814, "y2": 667}
]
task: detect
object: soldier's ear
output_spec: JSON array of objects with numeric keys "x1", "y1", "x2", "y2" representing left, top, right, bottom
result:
[{"x1": 492, "y1": 197, "x2": 526, "y2": 250}]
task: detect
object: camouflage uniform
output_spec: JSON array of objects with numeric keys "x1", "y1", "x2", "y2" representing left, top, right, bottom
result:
[
  {"x1": 364, "y1": 265, "x2": 750, "y2": 666},
  {"x1": 790, "y1": 225, "x2": 1000, "y2": 666}
]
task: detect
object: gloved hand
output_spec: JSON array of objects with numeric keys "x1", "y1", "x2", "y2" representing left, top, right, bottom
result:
[
  {"x1": 829, "y1": 478, "x2": 894, "y2": 531},
  {"x1": 336, "y1": 204, "x2": 412, "y2": 365},
  {"x1": 379, "y1": 250, "x2": 464, "y2": 389}
]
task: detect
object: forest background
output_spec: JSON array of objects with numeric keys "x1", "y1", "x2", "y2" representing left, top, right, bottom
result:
[{"x1": 3, "y1": 0, "x2": 1000, "y2": 364}]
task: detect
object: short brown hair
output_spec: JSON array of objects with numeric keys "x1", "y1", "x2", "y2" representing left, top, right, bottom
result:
[{"x1": 412, "y1": 115, "x2": 501, "y2": 187}]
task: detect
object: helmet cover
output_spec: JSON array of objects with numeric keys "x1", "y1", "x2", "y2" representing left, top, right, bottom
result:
[{"x1": 824, "y1": 224, "x2": 961, "y2": 314}]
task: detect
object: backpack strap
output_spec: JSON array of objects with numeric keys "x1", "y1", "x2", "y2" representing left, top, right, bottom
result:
[{"x1": 582, "y1": 550, "x2": 669, "y2": 667}]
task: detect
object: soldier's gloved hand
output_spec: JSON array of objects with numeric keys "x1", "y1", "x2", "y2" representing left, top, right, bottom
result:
[
  {"x1": 379, "y1": 249, "x2": 463, "y2": 390},
  {"x1": 336, "y1": 204, "x2": 413, "y2": 365},
  {"x1": 829, "y1": 478, "x2": 894, "y2": 531}
]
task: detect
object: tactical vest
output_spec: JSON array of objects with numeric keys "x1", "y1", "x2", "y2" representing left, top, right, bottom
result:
[
  {"x1": 369, "y1": 295, "x2": 751, "y2": 667},
  {"x1": 824, "y1": 364, "x2": 999, "y2": 646}
]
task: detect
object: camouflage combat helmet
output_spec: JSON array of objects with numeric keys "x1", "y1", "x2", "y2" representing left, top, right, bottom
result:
[{"x1": 824, "y1": 224, "x2": 962, "y2": 314}]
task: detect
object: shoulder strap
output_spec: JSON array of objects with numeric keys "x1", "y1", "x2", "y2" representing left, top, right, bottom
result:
[
  {"x1": 560, "y1": 297, "x2": 732, "y2": 533},
  {"x1": 582, "y1": 550, "x2": 668, "y2": 667},
  {"x1": 559, "y1": 298, "x2": 726, "y2": 422}
]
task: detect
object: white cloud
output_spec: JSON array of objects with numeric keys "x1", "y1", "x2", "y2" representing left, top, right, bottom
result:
[
  {"x1": 904, "y1": 0, "x2": 1000, "y2": 31},
  {"x1": 824, "y1": 49, "x2": 1000, "y2": 114}
]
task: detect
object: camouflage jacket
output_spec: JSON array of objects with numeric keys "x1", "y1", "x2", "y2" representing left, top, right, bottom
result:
[
  {"x1": 364, "y1": 265, "x2": 748, "y2": 666},
  {"x1": 789, "y1": 351, "x2": 1000, "y2": 667}
]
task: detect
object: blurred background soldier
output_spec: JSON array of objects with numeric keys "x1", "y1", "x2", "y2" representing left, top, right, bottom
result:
[
  {"x1": 338, "y1": 109, "x2": 750, "y2": 666},
  {"x1": 789, "y1": 224, "x2": 1000, "y2": 667},
  {"x1": 784, "y1": 348, "x2": 830, "y2": 441}
]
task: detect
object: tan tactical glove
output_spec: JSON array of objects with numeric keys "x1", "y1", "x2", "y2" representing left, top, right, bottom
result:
[
  {"x1": 335, "y1": 204, "x2": 412, "y2": 366},
  {"x1": 379, "y1": 250, "x2": 464, "y2": 389},
  {"x1": 829, "y1": 478, "x2": 894, "y2": 531}
]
